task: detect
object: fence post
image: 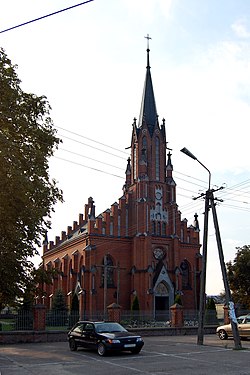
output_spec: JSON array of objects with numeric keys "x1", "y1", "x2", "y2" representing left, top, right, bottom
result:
[
  {"x1": 107, "y1": 303, "x2": 121, "y2": 322},
  {"x1": 170, "y1": 303, "x2": 183, "y2": 327},
  {"x1": 33, "y1": 304, "x2": 46, "y2": 331}
]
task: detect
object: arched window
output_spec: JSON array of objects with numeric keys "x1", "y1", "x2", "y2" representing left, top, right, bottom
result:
[
  {"x1": 180, "y1": 260, "x2": 191, "y2": 290},
  {"x1": 171, "y1": 186, "x2": 175, "y2": 202},
  {"x1": 152, "y1": 221, "x2": 156, "y2": 234},
  {"x1": 133, "y1": 145, "x2": 137, "y2": 180},
  {"x1": 155, "y1": 137, "x2": 160, "y2": 180},
  {"x1": 162, "y1": 222, "x2": 166, "y2": 235},
  {"x1": 157, "y1": 221, "x2": 161, "y2": 236},
  {"x1": 180, "y1": 228, "x2": 184, "y2": 242},
  {"x1": 110, "y1": 221, "x2": 113, "y2": 235},
  {"x1": 155, "y1": 282, "x2": 169, "y2": 296},
  {"x1": 102, "y1": 255, "x2": 114, "y2": 287},
  {"x1": 142, "y1": 136, "x2": 147, "y2": 160},
  {"x1": 118, "y1": 215, "x2": 121, "y2": 236}
]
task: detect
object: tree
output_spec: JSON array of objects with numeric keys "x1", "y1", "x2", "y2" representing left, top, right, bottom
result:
[
  {"x1": 15, "y1": 291, "x2": 33, "y2": 330},
  {"x1": 174, "y1": 294, "x2": 182, "y2": 306},
  {"x1": 47, "y1": 289, "x2": 68, "y2": 326},
  {"x1": 205, "y1": 297, "x2": 218, "y2": 325},
  {"x1": 131, "y1": 295, "x2": 140, "y2": 321},
  {"x1": 226, "y1": 245, "x2": 250, "y2": 309},
  {"x1": 32, "y1": 262, "x2": 58, "y2": 298},
  {"x1": 0, "y1": 48, "x2": 63, "y2": 310},
  {"x1": 131, "y1": 295, "x2": 140, "y2": 311},
  {"x1": 51, "y1": 289, "x2": 67, "y2": 311}
]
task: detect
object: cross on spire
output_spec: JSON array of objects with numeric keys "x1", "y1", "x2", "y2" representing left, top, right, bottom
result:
[{"x1": 144, "y1": 33, "x2": 152, "y2": 49}]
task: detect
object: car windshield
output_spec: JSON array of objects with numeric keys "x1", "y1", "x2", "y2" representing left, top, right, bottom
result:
[{"x1": 95, "y1": 322, "x2": 127, "y2": 333}]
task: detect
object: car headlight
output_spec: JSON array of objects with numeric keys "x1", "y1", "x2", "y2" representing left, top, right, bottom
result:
[
  {"x1": 136, "y1": 337, "x2": 143, "y2": 342},
  {"x1": 107, "y1": 339, "x2": 120, "y2": 344}
]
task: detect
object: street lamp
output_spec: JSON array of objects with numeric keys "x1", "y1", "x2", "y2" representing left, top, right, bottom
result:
[
  {"x1": 180, "y1": 147, "x2": 211, "y2": 190},
  {"x1": 180, "y1": 147, "x2": 210, "y2": 345},
  {"x1": 180, "y1": 147, "x2": 242, "y2": 349}
]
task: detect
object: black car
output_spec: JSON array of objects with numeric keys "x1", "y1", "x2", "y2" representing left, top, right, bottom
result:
[{"x1": 68, "y1": 321, "x2": 144, "y2": 356}]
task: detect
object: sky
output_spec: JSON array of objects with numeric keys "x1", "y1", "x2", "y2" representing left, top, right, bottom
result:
[{"x1": 1, "y1": 0, "x2": 250, "y2": 295}]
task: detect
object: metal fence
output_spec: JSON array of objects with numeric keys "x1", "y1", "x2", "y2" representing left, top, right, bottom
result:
[
  {"x1": 0, "y1": 311, "x2": 33, "y2": 331},
  {"x1": 46, "y1": 310, "x2": 79, "y2": 329},
  {"x1": 120, "y1": 310, "x2": 171, "y2": 328},
  {"x1": 1, "y1": 309, "x2": 249, "y2": 332}
]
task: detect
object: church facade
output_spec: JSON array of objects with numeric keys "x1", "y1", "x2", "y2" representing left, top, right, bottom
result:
[{"x1": 42, "y1": 47, "x2": 201, "y2": 320}]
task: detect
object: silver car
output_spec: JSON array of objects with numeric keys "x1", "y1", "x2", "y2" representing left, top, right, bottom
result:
[{"x1": 216, "y1": 314, "x2": 250, "y2": 340}]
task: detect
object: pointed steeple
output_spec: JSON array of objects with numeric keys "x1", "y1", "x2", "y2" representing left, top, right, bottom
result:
[
  {"x1": 166, "y1": 151, "x2": 173, "y2": 171},
  {"x1": 138, "y1": 36, "x2": 158, "y2": 136},
  {"x1": 193, "y1": 213, "x2": 200, "y2": 232},
  {"x1": 166, "y1": 151, "x2": 176, "y2": 187}
]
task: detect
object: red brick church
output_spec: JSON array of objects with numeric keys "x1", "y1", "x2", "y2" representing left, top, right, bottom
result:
[{"x1": 42, "y1": 45, "x2": 201, "y2": 320}]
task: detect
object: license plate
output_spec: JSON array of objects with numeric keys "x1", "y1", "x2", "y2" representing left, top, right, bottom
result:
[{"x1": 124, "y1": 344, "x2": 136, "y2": 348}]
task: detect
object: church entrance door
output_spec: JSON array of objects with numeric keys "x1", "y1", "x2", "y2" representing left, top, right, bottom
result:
[{"x1": 154, "y1": 281, "x2": 170, "y2": 321}]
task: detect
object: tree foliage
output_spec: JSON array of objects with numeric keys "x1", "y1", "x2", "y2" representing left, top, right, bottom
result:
[
  {"x1": 131, "y1": 295, "x2": 140, "y2": 311},
  {"x1": 22, "y1": 262, "x2": 58, "y2": 302},
  {"x1": 174, "y1": 294, "x2": 182, "y2": 306},
  {"x1": 205, "y1": 297, "x2": 218, "y2": 325},
  {"x1": 46, "y1": 289, "x2": 68, "y2": 327},
  {"x1": 0, "y1": 48, "x2": 63, "y2": 310},
  {"x1": 51, "y1": 289, "x2": 68, "y2": 311},
  {"x1": 226, "y1": 245, "x2": 250, "y2": 309}
]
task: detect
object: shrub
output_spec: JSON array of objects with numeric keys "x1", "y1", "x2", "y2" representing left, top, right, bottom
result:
[{"x1": 205, "y1": 298, "x2": 218, "y2": 325}]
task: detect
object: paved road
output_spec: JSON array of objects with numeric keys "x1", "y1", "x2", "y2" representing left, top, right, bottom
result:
[{"x1": 0, "y1": 335, "x2": 249, "y2": 375}]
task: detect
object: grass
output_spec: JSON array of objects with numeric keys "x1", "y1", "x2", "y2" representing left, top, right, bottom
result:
[{"x1": 0, "y1": 319, "x2": 15, "y2": 331}]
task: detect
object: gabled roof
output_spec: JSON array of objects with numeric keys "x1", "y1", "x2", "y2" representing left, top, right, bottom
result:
[{"x1": 138, "y1": 48, "x2": 158, "y2": 136}]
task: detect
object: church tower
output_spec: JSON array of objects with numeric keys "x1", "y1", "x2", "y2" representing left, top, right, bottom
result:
[
  {"x1": 123, "y1": 42, "x2": 200, "y2": 315},
  {"x1": 124, "y1": 43, "x2": 177, "y2": 238}
]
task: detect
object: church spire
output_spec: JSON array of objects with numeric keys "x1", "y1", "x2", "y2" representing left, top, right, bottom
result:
[{"x1": 138, "y1": 35, "x2": 158, "y2": 136}]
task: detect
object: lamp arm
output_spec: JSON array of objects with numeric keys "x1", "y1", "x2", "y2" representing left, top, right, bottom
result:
[{"x1": 197, "y1": 160, "x2": 211, "y2": 190}]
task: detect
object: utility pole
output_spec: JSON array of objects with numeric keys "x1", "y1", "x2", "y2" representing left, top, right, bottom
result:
[
  {"x1": 180, "y1": 147, "x2": 242, "y2": 350},
  {"x1": 96, "y1": 256, "x2": 125, "y2": 320},
  {"x1": 196, "y1": 186, "x2": 241, "y2": 348},
  {"x1": 103, "y1": 255, "x2": 108, "y2": 320},
  {"x1": 210, "y1": 194, "x2": 242, "y2": 349},
  {"x1": 117, "y1": 262, "x2": 120, "y2": 305},
  {"x1": 197, "y1": 189, "x2": 210, "y2": 345}
]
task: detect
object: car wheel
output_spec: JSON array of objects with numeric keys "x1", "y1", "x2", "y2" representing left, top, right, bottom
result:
[
  {"x1": 131, "y1": 348, "x2": 141, "y2": 354},
  {"x1": 69, "y1": 338, "x2": 77, "y2": 351},
  {"x1": 97, "y1": 342, "x2": 107, "y2": 356},
  {"x1": 218, "y1": 329, "x2": 228, "y2": 340}
]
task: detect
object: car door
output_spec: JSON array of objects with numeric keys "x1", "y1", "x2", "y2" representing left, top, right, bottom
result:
[
  {"x1": 81, "y1": 323, "x2": 97, "y2": 348},
  {"x1": 238, "y1": 316, "x2": 250, "y2": 337},
  {"x1": 70, "y1": 322, "x2": 85, "y2": 346}
]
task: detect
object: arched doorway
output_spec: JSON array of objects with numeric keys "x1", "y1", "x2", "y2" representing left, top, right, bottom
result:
[
  {"x1": 154, "y1": 281, "x2": 169, "y2": 321},
  {"x1": 153, "y1": 264, "x2": 174, "y2": 321}
]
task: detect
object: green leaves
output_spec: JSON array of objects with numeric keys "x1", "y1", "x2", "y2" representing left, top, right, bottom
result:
[
  {"x1": 226, "y1": 245, "x2": 250, "y2": 309},
  {"x1": 0, "y1": 48, "x2": 63, "y2": 310}
]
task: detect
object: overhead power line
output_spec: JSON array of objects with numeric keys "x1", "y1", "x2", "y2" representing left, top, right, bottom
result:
[
  {"x1": 56, "y1": 125, "x2": 129, "y2": 156},
  {"x1": 2, "y1": 128, "x2": 250, "y2": 214},
  {"x1": 174, "y1": 170, "x2": 207, "y2": 185},
  {"x1": 0, "y1": 0, "x2": 94, "y2": 34},
  {"x1": 54, "y1": 156, "x2": 124, "y2": 180},
  {"x1": 174, "y1": 175, "x2": 206, "y2": 190},
  {"x1": 60, "y1": 147, "x2": 124, "y2": 170},
  {"x1": 59, "y1": 133, "x2": 127, "y2": 160}
]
